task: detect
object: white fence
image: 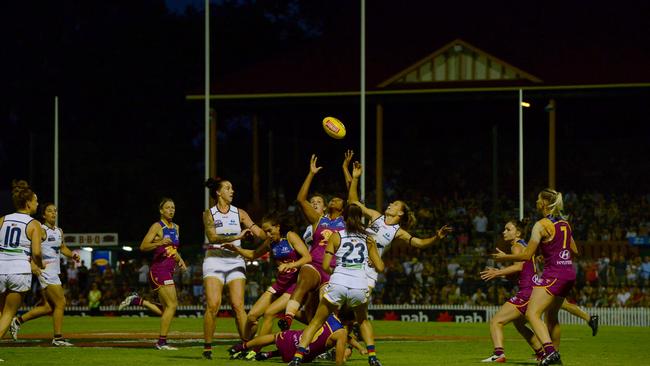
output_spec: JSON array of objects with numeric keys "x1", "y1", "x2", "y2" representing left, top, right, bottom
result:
[{"x1": 39, "y1": 304, "x2": 649, "y2": 327}]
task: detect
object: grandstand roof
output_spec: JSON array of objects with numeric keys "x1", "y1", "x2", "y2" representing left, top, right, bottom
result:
[{"x1": 196, "y1": 0, "x2": 650, "y2": 94}]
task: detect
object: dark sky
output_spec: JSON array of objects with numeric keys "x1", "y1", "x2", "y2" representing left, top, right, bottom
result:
[{"x1": 2, "y1": 0, "x2": 649, "y2": 245}]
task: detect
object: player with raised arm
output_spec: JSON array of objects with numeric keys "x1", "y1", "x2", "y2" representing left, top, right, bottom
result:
[
  {"x1": 288, "y1": 203, "x2": 384, "y2": 366},
  {"x1": 348, "y1": 161, "x2": 451, "y2": 289}
]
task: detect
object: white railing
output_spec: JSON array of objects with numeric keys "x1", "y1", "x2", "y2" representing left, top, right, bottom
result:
[{"x1": 20, "y1": 304, "x2": 650, "y2": 327}]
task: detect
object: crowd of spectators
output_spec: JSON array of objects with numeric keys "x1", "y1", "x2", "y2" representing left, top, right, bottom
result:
[{"x1": 24, "y1": 191, "x2": 650, "y2": 310}]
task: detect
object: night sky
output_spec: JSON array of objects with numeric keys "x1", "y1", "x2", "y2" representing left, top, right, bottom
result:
[{"x1": 2, "y1": 0, "x2": 649, "y2": 245}]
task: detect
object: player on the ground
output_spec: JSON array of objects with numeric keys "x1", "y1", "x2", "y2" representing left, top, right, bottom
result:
[
  {"x1": 288, "y1": 203, "x2": 384, "y2": 366},
  {"x1": 223, "y1": 212, "x2": 311, "y2": 358},
  {"x1": 278, "y1": 155, "x2": 346, "y2": 331}
]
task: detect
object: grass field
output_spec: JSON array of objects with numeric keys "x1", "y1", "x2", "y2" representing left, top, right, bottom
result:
[{"x1": 2, "y1": 316, "x2": 650, "y2": 365}]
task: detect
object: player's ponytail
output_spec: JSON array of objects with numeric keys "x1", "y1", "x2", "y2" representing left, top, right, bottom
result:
[
  {"x1": 11, "y1": 180, "x2": 35, "y2": 210},
  {"x1": 344, "y1": 203, "x2": 366, "y2": 235},
  {"x1": 539, "y1": 188, "x2": 566, "y2": 219},
  {"x1": 397, "y1": 201, "x2": 417, "y2": 231}
]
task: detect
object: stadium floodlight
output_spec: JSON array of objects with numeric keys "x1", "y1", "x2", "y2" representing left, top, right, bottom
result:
[
  {"x1": 122, "y1": 246, "x2": 133, "y2": 252},
  {"x1": 81, "y1": 247, "x2": 93, "y2": 252},
  {"x1": 521, "y1": 101, "x2": 531, "y2": 107}
]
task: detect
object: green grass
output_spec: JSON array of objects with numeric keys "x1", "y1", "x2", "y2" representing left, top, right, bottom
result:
[{"x1": 3, "y1": 316, "x2": 650, "y2": 365}]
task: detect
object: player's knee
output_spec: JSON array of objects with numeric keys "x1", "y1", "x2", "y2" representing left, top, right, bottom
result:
[
  {"x1": 247, "y1": 312, "x2": 260, "y2": 323},
  {"x1": 205, "y1": 301, "x2": 220, "y2": 314}
]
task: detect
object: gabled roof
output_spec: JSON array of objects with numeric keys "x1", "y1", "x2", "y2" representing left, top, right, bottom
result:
[{"x1": 378, "y1": 39, "x2": 541, "y2": 88}]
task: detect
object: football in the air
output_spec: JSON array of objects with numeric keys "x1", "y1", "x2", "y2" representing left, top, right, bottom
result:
[{"x1": 322, "y1": 116, "x2": 346, "y2": 139}]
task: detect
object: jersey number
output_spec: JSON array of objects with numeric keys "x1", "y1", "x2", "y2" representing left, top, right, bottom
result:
[
  {"x1": 3, "y1": 227, "x2": 22, "y2": 248},
  {"x1": 560, "y1": 226, "x2": 568, "y2": 249},
  {"x1": 341, "y1": 242, "x2": 365, "y2": 264}
]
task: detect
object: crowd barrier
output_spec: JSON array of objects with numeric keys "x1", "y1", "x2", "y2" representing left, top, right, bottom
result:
[{"x1": 19, "y1": 304, "x2": 649, "y2": 327}]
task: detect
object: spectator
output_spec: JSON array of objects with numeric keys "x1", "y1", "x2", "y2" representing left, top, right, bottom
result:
[
  {"x1": 77, "y1": 260, "x2": 89, "y2": 291},
  {"x1": 472, "y1": 210, "x2": 488, "y2": 240},
  {"x1": 88, "y1": 282, "x2": 102, "y2": 315},
  {"x1": 138, "y1": 259, "x2": 150, "y2": 290}
]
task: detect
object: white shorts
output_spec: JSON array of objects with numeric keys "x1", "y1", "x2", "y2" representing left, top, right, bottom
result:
[
  {"x1": 0, "y1": 274, "x2": 32, "y2": 293},
  {"x1": 323, "y1": 282, "x2": 369, "y2": 308},
  {"x1": 366, "y1": 267, "x2": 378, "y2": 289},
  {"x1": 203, "y1": 256, "x2": 246, "y2": 284},
  {"x1": 38, "y1": 271, "x2": 62, "y2": 288}
]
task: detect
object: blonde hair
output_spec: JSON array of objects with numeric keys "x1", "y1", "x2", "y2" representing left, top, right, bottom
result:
[{"x1": 539, "y1": 188, "x2": 566, "y2": 219}]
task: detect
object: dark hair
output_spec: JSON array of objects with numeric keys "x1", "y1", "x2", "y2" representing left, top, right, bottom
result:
[
  {"x1": 262, "y1": 211, "x2": 293, "y2": 237},
  {"x1": 508, "y1": 217, "x2": 530, "y2": 239},
  {"x1": 205, "y1": 177, "x2": 228, "y2": 200},
  {"x1": 308, "y1": 193, "x2": 327, "y2": 205},
  {"x1": 159, "y1": 197, "x2": 174, "y2": 210},
  {"x1": 39, "y1": 202, "x2": 56, "y2": 223},
  {"x1": 396, "y1": 200, "x2": 416, "y2": 231},
  {"x1": 344, "y1": 203, "x2": 366, "y2": 235},
  {"x1": 11, "y1": 180, "x2": 35, "y2": 210}
]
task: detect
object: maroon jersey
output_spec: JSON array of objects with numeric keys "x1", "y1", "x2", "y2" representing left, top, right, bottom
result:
[
  {"x1": 151, "y1": 221, "x2": 179, "y2": 272},
  {"x1": 515, "y1": 239, "x2": 536, "y2": 297},
  {"x1": 275, "y1": 314, "x2": 343, "y2": 362},
  {"x1": 540, "y1": 216, "x2": 576, "y2": 281},
  {"x1": 310, "y1": 216, "x2": 345, "y2": 268},
  {"x1": 269, "y1": 237, "x2": 300, "y2": 294}
]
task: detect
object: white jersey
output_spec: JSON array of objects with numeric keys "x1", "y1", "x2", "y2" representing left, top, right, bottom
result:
[
  {"x1": 0, "y1": 213, "x2": 34, "y2": 274},
  {"x1": 41, "y1": 224, "x2": 63, "y2": 275},
  {"x1": 365, "y1": 215, "x2": 399, "y2": 283},
  {"x1": 302, "y1": 224, "x2": 314, "y2": 249},
  {"x1": 206, "y1": 204, "x2": 242, "y2": 258},
  {"x1": 330, "y1": 229, "x2": 369, "y2": 289}
]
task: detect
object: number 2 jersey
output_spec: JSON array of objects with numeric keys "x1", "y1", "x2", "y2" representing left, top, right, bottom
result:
[{"x1": 0, "y1": 213, "x2": 34, "y2": 274}]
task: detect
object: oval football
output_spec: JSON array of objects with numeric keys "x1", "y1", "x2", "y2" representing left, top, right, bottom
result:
[{"x1": 322, "y1": 116, "x2": 346, "y2": 139}]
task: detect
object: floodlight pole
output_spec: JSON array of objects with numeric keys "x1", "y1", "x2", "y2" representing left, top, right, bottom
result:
[
  {"x1": 360, "y1": 0, "x2": 366, "y2": 202},
  {"x1": 54, "y1": 96, "x2": 59, "y2": 226},
  {"x1": 518, "y1": 89, "x2": 524, "y2": 220},
  {"x1": 204, "y1": 0, "x2": 210, "y2": 212}
]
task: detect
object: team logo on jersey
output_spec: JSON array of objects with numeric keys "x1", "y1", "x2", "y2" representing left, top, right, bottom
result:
[
  {"x1": 559, "y1": 250, "x2": 571, "y2": 260},
  {"x1": 48, "y1": 236, "x2": 56, "y2": 242},
  {"x1": 214, "y1": 220, "x2": 223, "y2": 228},
  {"x1": 319, "y1": 229, "x2": 333, "y2": 246},
  {"x1": 532, "y1": 274, "x2": 542, "y2": 285},
  {"x1": 369, "y1": 223, "x2": 380, "y2": 233}
]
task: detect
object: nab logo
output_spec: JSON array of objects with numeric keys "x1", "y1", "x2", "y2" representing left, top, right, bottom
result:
[{"x1": 559, "y1": 250, "x2": 571, "y2": 260}]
